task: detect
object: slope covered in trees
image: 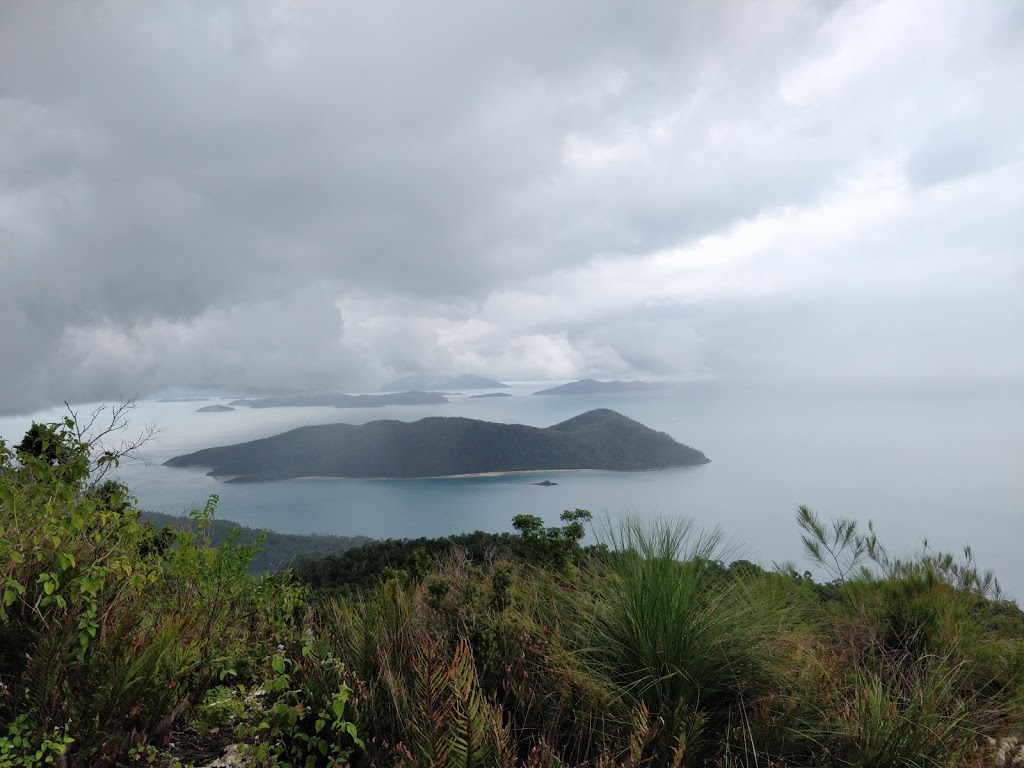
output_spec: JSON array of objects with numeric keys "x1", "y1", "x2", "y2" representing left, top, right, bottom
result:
[
  {"x1": 164, "y1": 408, "x2": 710, "y2": 481},
  {"x1": 141, "y1": 510, "x2": 369, "y2": 574}
]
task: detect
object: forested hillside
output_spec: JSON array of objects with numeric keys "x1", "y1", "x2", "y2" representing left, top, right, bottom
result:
[{"x1": 141, "y1": 510, "x2": 369, "y2": 574}]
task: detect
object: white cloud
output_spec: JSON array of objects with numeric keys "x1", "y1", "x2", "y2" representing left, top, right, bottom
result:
[{"x1": 1, "y1": 0, "x2": 1021, "y2": 413}]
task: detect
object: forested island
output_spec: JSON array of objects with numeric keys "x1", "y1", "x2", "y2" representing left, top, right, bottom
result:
[
  {"x1": 532, "y1": 378, "x2": 669, "y2": 395},
  {"x1": 196, "y1": 404, "x2": 234, "y2": 413},
  {"x1": 469, "y1": 391, "x2": 512, "y2": 398},
  {"x1": 228, "y1": 390, "x2": 448, "y2": 408},
  {"x1": 164, "y1": 408, "x2": 709, "y2": 481}
]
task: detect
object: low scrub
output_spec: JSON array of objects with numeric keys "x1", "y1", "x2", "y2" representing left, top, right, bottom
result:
[{"x1": 1, "y1": 419, "x2": 1021, "y2": 767}]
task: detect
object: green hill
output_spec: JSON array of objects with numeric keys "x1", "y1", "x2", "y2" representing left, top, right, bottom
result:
[
  {"x1": 140, "y1": 510, "x2": 369, "y2": 573},
  {"x1": 164, "y1": 408, "x2": 709, "y2": 481}
]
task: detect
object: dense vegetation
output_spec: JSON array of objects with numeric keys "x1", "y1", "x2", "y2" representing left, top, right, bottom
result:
[
  {"x1": 2, "y1": 415, "x2": 1023, "y2": 767},
  {"x1": 139, "y1": 511, "x2": 369, "y2": 575},
  {"x1": 292, "y1": 511, "x2": 593, "y2": 593},
  {"x1": 228, "y1": 391, "x2": 449, "y2": 409},
  {"x1": 164, "y1": 409, "x2": 710, "y2": 481}
]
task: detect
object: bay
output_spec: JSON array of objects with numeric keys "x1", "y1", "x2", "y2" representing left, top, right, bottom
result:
[{"x1": 2, "y1": 380, "x2": 1021, "y2": 599}]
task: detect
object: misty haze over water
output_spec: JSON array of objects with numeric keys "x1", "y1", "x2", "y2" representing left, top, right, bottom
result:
[{"x1": 3, "y1": 380, "x2": 1020, "y2": 599}]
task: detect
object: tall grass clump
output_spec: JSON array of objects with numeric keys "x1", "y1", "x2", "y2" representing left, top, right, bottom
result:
[
  {"x1": 588, "y1": 518, "x2": 796, "y2": 765},
  {"x1": 796, "y1": 505, "x2": 1024, "y2": 765},
  {"x1": 824, "y1": 658, "x2": 989, "y2": 767},
  {"x1": 317, "y1": 548, "x2": 620, "y2": 767}
]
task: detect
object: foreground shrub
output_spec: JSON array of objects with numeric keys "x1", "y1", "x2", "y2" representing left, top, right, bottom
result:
[
  {"x1": 584, "y1": 519, "x2": 797, "y2": 766},
  {"x1": 796, "y1": 506, "x2": 1024, "y2": 765},
  {"x1": 825, "y1": 658, "x2": 989, "y2": 767},
  {"x1": 0, "y1": 417, "x2": 264, "y2": 766}
]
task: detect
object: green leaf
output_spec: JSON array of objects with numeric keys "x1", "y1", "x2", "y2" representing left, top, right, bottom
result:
[{"x1": 346, "y1": 722, "x2": 363, "y2": 746}]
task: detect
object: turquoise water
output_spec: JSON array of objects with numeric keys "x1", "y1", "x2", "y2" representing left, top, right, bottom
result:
[{"x1": 3, "y1": 381, "x2": 1022, "y2": 598}]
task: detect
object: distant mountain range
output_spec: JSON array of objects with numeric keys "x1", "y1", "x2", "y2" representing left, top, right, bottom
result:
[
  {"x1": 164, "y1": 408, "x2": 709, "y2": 481},
  {"x1": 228, "y1": 391, "x2": 448, "y2": 409},
  {"x1": 532, "y1": 379, "x2": 668, "y2": 396},
  {"x1": 381, "y1": 374, "x2": 508, "y2": 391}
]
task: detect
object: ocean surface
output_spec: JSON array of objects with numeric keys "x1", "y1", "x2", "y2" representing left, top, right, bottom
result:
[{"x1": 2, "y1": 380, "x2": 1022, "y2": 599}]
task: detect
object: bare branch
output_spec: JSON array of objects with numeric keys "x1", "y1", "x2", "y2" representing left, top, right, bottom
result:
[{"x1": 60, "y1": 396, "x2": 161, "y2": 484}]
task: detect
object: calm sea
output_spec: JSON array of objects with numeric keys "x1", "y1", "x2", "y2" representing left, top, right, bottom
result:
[{"x1": 3, "y1": 381, "x2": 1022, "y2": 599}]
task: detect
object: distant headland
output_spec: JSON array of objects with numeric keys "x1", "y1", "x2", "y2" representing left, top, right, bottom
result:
[
  {"x1": 532, "y1": 379, "x2": 669, "y2": 396},
  {"x1": 165, "y1": 408, "x2": 709, "y2": 481},
  {"x1": 228, "y1": 391, "x2": 448, "y2": 409},
  {"x1": 382, "y1": 374, "x2": 508, "y2": 391}
]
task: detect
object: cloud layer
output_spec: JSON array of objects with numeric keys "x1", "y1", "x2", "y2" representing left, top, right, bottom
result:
[{"x1": 1, "y1": 0, "x2": 1022, "y2": 413}]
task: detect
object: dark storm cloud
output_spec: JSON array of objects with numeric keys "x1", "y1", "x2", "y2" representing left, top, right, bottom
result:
[{"x1": 1, "y1": 0, "x2": 1022, "y2": 414}]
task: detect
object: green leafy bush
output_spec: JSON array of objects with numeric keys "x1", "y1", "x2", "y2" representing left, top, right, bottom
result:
[{"x1": 0, "y1": 417, "x2": 264, "y2": 765}]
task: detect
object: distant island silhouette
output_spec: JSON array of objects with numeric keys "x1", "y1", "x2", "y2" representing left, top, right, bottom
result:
[
  {"x1": 165, "y1": 409, "x2": 709, "y2": 481},
  {"x1": 381, "y1": 374, "x2": 507, "y2": 391},
  {"x1": 228, "y1": 391, "x2": 448, "y2": 409},
  {"x1": 532, "y1": 379, "x2": 668, "y2": 396}
]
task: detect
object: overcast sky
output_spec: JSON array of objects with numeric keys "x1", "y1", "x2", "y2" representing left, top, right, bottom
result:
[{"x1": 1, "y1": 0, "x2": 1022, "y2": 415}]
